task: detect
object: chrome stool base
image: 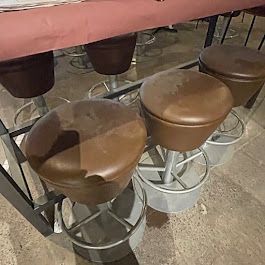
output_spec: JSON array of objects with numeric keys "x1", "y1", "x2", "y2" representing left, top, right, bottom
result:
[
  {"x1": 137, "y1": 147, "x2": 209, "y2": 213},
  {"x1": 58, "y1": 175, "x2": 146, "y2": 263},
  {"x1": 196, "y1": 110, "x2": 245, "y2": 167}
]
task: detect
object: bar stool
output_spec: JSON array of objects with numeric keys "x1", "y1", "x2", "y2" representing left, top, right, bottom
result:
[
  {"x1": 132, "y1": 31, "x2": 156, "y2": 64},
  {"x1": 137, "y1": 69, "x2": 233, "y2": 213},
  {"x1": 25, "y1": 99, "x2": 147, "y2": 263},
  {"x1": 85, "y1": 34, "x2": 136, "y2": 100},
  {"x1": 199, "y1": 45, "x2": 265, "y2": 165},
  {"x1": 0, "y1": 52, "x2": 69, "y2": 125}
]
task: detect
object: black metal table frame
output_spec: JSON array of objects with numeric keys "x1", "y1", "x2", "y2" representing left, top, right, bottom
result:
[{"x1": 0, "y1": 16, "x2": 218, "y2": 237}]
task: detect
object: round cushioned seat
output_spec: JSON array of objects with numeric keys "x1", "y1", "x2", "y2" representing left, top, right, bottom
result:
[
  {"x1": 140, "y1": 69, "x2": 233, "y2": 152},
  {"x1": 25, "y1": 99, "x2": 147, "y2": 205},
  {"x1": 85, "y1": 33, "x2": 136, "y2": 75},
  {"x1": 0, "y1": 51, "x2": 54, "y2": 98},
  {"x1": 199, "y1": 45, "x2": 265, "y2": 107}
]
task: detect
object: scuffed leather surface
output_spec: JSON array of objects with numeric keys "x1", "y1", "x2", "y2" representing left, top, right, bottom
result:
[
  {"x1": 0, "y1": 51, "x2": 54, "y2": 98},
  {"x1": 140, "y1": 68, "x2": 233, "y2": 125},
  {"x1": 140, "y1": 69, "x2": 233, "y2": 151},
  {"x1": 25, "y1": 99, "x2": 147, "y2": 205},
  {"x1": 199, "y1": 45, "x2": 265, "y2": 106},
  {"x1": 199, "y1": 45, "x2": 265, "y2": 80}
]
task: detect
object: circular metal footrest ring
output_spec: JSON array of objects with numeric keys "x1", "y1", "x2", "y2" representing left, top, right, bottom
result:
[
  {"x1": 201, "y1": 110, "x2": 246, "y2": 166},
  {"x1": 215, "y1": 27, "x2": 239, "y2": 40},
  {"x1": 62, "y1": 46, "x2": 94, "y2": 73},
  {"x1": 137, "y1": 148, "x2": 210, "y2": 213},
  {"x1": 69, "y1": 58, "x2": 92, "y2": 71},
  {"x1": 118, "y1": 90, "x2": 139, "y2": 106},
  {"x1": 62, "y1": 46, "x2": 87, "y2": 57},
  {"x1": 136, "y1": 32, "x2": 156, "y2": 47},
  {"x1": 88, "y1": 80, "x2": 110, "y2": 98},
  {"x1": 212, "y1": 110, "x2": 246, "y2": 143},
  {"x1": 57, "y1": 174, "x2": 147, "y2": 251},
  {"x1": 88, "y1": 79, "x2": 133, "y2": 100},
  {"x1": 132, "y1": 33, "x2": 156, "y2": 64},
  {"x1": 14, "y1": 97, "x2": 70, "y2": 125}
]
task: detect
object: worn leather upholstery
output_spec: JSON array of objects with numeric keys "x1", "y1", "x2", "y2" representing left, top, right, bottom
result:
[
  {"x1": 0, "y1": 51, "x2": 54, "y2": 98},
  {"x1": 85, "y1": 33, "x2": 136, "y2": 75},
  {"x1": 25, "y1": 99, "x2": 147, "y2": 205},
  {"x1": 140, "y1": 69, "x2": 233, "y2": 152},
  {"x1": 199, "y1": 45, "x2": 265, "y2": 107}
]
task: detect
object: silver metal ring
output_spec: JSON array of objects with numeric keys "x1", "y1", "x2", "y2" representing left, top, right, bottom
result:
[
  {"x1": 88, "y1": 80, "x2": 133, "y2": 99},
  {"x1": 13, "y1": 97, "x2": 70, "y2": 125},
  {"x1": 62, "y1": 48, "x2": 87, "y2": 57},
  {"x1": 118, "y1": 90, "x2": 139, "y2": 106},
  {"x1": 206, "y1": 110, "x2": 245, "y2": 146},
  {"x1": 88, "y1": 80, "x2": 109, "y2": 98},
  {"x1": 136, "y1": 33, "x2": 156, "y2": 46},
  {"x1": 137, "y1": 147, "x2": 210, "y2": 194},
  {"x1": 14, "y1": 101, "x2": 34, "y2": 125},
  {"x1": 57, "y1": 174, "x2": 147, "y2": 250}
]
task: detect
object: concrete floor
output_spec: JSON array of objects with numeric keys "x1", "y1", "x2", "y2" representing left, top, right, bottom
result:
[{"x1": 0, "y1": 13, "x2": 265, "y2": 265}]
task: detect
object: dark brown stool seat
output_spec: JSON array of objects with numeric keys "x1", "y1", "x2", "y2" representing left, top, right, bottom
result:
[
  {"x1": 140, "y1": 69, "x2": 233, "y2": 152},
  {"x1": 0, "y1": 51, "x2": 54, "y2": 98},
  {"x1": 246, "y1": 5, "x2": 265, "y2": 17},
  {"x1": 85, "y1": 33, "x2": 136, "y2": 75},
  {"x1": 199, "y1": 45, "x2": 265, "y2": 107},
  {"x1": 25, "y1": 99, "x2": 146, "y2": 205}
]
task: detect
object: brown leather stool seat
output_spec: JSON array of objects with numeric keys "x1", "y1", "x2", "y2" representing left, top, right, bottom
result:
[
  {"x1": 25, "y1": 99, "x2": 147, "y2": 205},
  {"x1": 0, "y1": 51, "x2": 54, "y2": 98},
  {"x1": 199, "y1": 45, "x2": 265, "y2": 107},
  {"x1": 246, "y1": 5, "x2": 265, "y2": 17},
  {"x1": 140, "y1": 69, "x2": 233, "y2": 152},
  {"x1": 85, "y1": 33, "x2": 136, "y2": 75}
]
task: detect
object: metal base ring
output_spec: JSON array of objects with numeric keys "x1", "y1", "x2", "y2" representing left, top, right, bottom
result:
[
  {"x1": 13, "y1": 96, "x2": 70, "y2": 125},
  {"x1": 57, "y1": 174, "x2": 147, "y2": 262},
  {"x1": 137, "y1": 147, "x2": 209, "y2": 213},
  {"x1": 199, "y1": 110, "x2": 246, "y2": 166}
]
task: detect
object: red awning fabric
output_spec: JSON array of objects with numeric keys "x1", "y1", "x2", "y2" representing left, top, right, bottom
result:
[{"x1": 0, "y1": 0, "x2": 264, "y2": 61}]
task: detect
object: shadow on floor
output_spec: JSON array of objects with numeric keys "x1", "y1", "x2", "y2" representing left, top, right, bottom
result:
[{"x1": 74, "y1": 249, "x2": 140, "y2": 265}]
